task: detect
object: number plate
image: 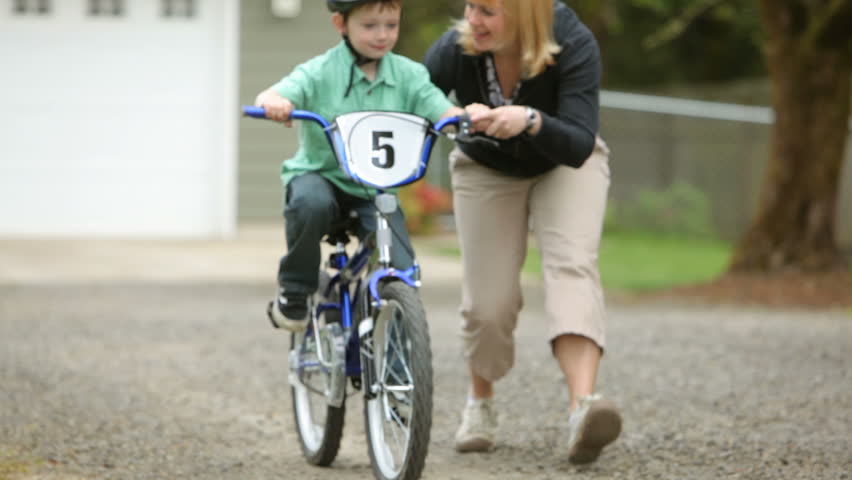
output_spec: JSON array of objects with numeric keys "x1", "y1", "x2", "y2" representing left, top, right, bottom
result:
[{"x1": 330, "y1": 111, "x2": 436, "y2": 188}]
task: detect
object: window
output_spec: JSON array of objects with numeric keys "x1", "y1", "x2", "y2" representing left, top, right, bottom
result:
[
  {"x1": 162, "y1": 0, "x2": 195, "y2": 18},
  {"x1": 13, "y1": 0, "x2": 50, "y2": 15},
  {"x1": 88, "y1": 0, "x2": 124, "y2": 17}
]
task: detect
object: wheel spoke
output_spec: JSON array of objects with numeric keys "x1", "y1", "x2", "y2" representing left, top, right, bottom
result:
[
  {"x1": 388, "y1": 400, "x2": 410, "y2": 432},
  {"x1": 381, "y1": 308, "x2": 412, "y2": 467},
  {"x1": 385, "y1": 399, "x2": 408, "y2": 463},
  {"x1": 391, "y1": 316, "x2": 414, "y2": 382},
  {"x1": 383, "y1": 313, "x2": 412, "y2": 388}
]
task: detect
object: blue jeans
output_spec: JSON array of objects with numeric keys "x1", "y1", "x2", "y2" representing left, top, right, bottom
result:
[{"x1": 278, "y1": 173, "x2": 415, "y2": 294}]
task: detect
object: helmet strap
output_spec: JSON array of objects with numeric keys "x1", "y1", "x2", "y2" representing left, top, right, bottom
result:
[{"x1": 343, "y1": 35, "x2": 379, "y2": 98}]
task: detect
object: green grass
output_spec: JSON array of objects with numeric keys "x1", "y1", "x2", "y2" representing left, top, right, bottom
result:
[
  {"x1": 430, "y1": 231, "x2": 732, "y2": 292},
  {"x1": 600, "y1": 232, "x2": 731, "y2": 291}
]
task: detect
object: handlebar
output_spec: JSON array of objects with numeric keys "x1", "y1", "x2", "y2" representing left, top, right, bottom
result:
[
  {"x1": 241, "y1": 105, "x2": 498, "y2": 148},
  {"x1": 241, "y1": 105, "x2": 267, "y2": 119},
  {"x1": 242, "y1": 106, "x2": 331, "y2": 129}
]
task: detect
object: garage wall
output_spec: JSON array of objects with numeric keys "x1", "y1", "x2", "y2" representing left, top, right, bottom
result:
[
  {"x1": 237, "y1": 1, "x2": 337, "y2": 220},
  {"x1": 0, "y1": 0, "x2": 239, "y2": 237}
]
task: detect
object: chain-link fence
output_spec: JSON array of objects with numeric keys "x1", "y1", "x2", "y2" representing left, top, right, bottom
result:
[{"x1": 426, "y1": 91, "x2": 852, "y2": 249}]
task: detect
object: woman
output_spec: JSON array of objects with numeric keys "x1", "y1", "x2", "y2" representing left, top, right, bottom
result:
[{"x1": 424, "y1": 0, "x2": 621, "y2": 464}]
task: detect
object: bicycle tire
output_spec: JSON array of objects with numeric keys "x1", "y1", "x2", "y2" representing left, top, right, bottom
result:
[
  {"x1": 289, "y1": 270, "x2": 346, "y2": 466},
  {"x1": 363, "y1": 281, "x2": 433, "y2": 480}
]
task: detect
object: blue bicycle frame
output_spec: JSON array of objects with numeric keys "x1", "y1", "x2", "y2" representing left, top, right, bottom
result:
[{"x1": 243, "y1": 105, "x2": 466, "y2": 383}]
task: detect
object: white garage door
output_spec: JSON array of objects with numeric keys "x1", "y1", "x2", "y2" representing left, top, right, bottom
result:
[{"x1": 0, "y1": 0, "x2": 238, "y2": 237}]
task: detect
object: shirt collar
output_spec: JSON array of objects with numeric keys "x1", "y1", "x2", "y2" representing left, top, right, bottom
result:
[{"x1": 336, "y1": 40, "x2": 397, "y2": 88}]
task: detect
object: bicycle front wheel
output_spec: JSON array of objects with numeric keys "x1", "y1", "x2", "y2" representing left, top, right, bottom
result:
[{"x1": 363, "y1": 281, "x2": 433, "y2": 480}]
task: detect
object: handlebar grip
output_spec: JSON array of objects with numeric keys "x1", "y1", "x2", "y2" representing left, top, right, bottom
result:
[
  {"x1": 242, "y1": 106, "x2": 267, "y2": 118},
  {"x1": 242, "y1": 106, "x2": 330, "y2": 129},
  {"x1": 434, "y1": 114, "x2": 468, "y2": 133}
]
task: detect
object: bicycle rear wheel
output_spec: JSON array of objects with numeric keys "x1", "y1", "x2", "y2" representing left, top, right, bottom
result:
[
  {"x1": 289, "y1": 270, "x2": 345, "y2": 466},
  {"x1": 363, "y1": 281, "x2": 433, "y2": 480}
]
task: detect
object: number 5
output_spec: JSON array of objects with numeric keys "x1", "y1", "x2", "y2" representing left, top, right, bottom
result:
[{"x1": 371, "y1": 131, "x2": 395, "y2": 169}]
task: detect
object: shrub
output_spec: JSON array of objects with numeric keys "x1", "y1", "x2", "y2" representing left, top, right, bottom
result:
[
  {"x1": 606, "y1": 182, "x2": 716, "y2": 238},
  {"x1": 398, "y1": 182, "x2": 453, "y2": 235}
]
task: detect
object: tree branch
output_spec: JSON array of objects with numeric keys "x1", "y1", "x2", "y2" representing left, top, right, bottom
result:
[
  {"x1": 803, "y1": 0, "x2": 852, "y2": 51},
  {"x1": 641, "y1": 0, "x2": 727, "y2": 50}
]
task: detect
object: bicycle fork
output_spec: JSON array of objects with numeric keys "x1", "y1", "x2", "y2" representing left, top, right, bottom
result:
[{"x1": 357, "y1": 192, "x2": 399, "y2": 400}]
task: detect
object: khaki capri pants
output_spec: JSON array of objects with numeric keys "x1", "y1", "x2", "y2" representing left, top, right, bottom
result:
[{"x1": 449, "y1": 138, "x2": 611, "y2": 382}]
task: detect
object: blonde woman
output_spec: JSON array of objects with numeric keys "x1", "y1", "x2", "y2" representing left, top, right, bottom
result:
[{"x1": 424, "y1": 0, "x2": 621, "y2": 463}]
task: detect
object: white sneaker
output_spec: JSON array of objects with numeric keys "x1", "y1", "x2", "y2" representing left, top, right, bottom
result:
[
  {"x1": 454, "y1": 397, "x2": 498, "y2": 452},
  {"x1": 567, "y1": 394, "x2": 622, "y2": 464}
]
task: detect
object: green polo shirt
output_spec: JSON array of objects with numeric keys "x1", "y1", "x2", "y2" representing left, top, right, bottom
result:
[{"x1": 273, "y1": 41, "x2": 454, "y2": 198}]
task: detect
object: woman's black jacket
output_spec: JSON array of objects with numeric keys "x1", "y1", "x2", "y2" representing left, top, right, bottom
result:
[{"x1": 423, "y1": 1, "x2": 602, "y2": 177}]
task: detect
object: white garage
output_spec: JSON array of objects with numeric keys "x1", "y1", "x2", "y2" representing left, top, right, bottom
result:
[{"x1": 0, "y1": 0, "x2": 239, "y2": 237}]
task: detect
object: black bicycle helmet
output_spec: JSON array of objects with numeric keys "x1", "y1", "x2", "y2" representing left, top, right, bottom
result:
[
  {"x1": 326, "y1": 0, "x2": 372, "y2": 13},
  {"x1": 327, "y1": 0, "x2": 397, "y2": 97}
]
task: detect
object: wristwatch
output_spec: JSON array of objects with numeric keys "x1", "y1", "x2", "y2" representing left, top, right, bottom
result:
[{"x1": 524, "y1": 106, "x2": 538, "y2": 133}]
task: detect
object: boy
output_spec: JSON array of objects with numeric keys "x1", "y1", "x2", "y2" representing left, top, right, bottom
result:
[{"x1": 255, "y1": 0, "x2": 462, "y2": 331}]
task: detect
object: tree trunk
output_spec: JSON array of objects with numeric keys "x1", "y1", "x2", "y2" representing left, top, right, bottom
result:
[{"x1": 729, "y1": 1, "x2": 851, "y2": 273}]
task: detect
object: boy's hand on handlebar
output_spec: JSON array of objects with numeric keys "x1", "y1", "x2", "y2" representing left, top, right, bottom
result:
[
  {"x1": 261, "y1": 97, "x2": 294, "y2": 127},
  {"x1": 254, "y1": 89, "x2": 294, "y2": 127}
]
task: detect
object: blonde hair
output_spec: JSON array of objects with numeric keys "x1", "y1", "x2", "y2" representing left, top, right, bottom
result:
[{"x1": 455, "y1": 0, "x2": 561, "y2": 78}]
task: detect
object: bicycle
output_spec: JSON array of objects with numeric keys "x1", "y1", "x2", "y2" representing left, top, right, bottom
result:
[{"x1": 243, "y1": 106, "x2": 478, "y2": 480}]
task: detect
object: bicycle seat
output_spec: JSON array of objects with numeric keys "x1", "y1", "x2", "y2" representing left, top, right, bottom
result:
[{"x1": 325, "y1": 210, "x2": 360, "y2": 246}]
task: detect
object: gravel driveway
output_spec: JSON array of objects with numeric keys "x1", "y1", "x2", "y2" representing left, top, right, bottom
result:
[{"x1": 1, "y1": 230, "x2": 850, "y2": 479}]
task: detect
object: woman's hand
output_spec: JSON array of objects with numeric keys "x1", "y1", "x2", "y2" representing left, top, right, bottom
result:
[
  {"x1": 255, "y1": 89, "x2": 294, "y2": 127},
  {"x1": 464, "y1": 103, "x2": 493, "y2": 132},
  {"x1": 468, "y1": 105, "x2": 530, "y2": 140}
]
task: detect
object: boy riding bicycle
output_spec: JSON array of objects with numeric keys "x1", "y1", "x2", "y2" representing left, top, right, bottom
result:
[{"x1": 255, "y1": 0, "x2": 462, "y2": 331}]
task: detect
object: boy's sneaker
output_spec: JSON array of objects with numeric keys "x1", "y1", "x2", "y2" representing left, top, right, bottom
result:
[
  {"x1": 567, "y1": 393, "x2": 622, "y2": 464},
  {"x1": 267, "y1": 289, "x2": 309, "y2": 332},
  {"x1": 454, "y1": 397, "x2": 498, "y2": 452}
]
